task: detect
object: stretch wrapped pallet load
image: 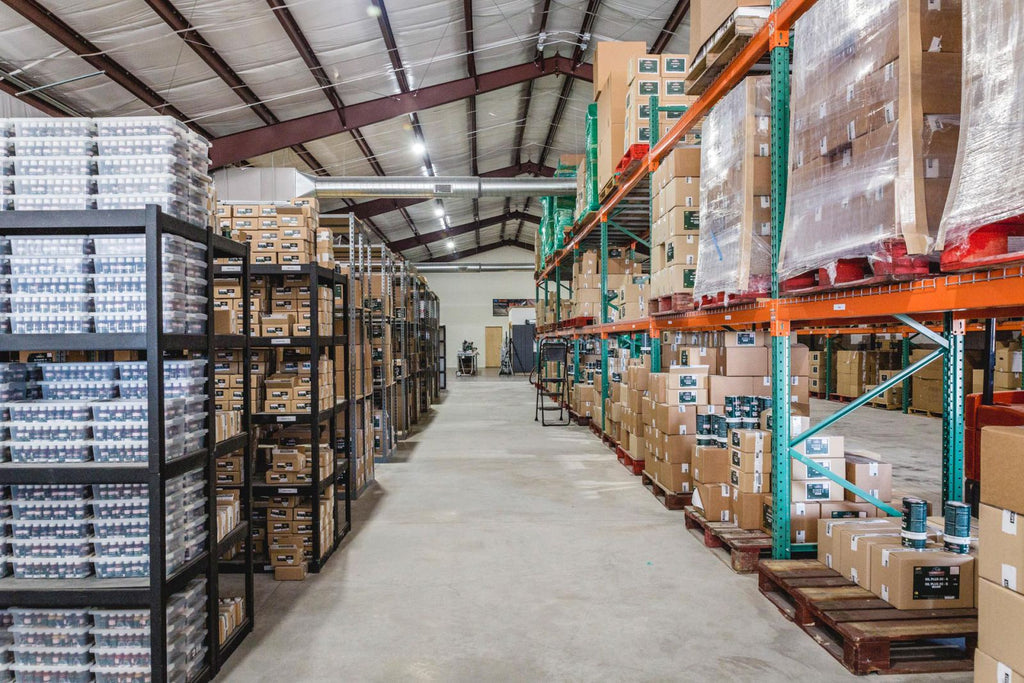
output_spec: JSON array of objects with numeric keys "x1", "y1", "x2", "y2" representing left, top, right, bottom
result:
[
  {"x1": 779, "y1": 0, "x2": 963, "y2": 287},
  {"x1": 940, "y1": 1, "x2": 1024, "y2": 270},
  {"x1": 693, "y1": 75, "x2": 772, "y2": 305},
  {"x1": 976, "y1": 425, "x2": 1024, "y2": 679}
]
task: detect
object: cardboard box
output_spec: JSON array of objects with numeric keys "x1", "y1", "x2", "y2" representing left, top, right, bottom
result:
[
  {"x1": 693, "y1": 446, "x2": 730, "y2": 483},
  {"x1": 730, "y1": 447, "x2": 771, "y2": 475},
  {"x1": 660, "y1": 460, "x2": 692, "y2": 493},
  {"x1": 973, "y1": 649, "x2": 1024, "y2": 683},
  {"x1": 793, "y1": 479, "x2": 843, "y2": 503},
  {"x1": 979, "y1": 578, "x2": 1024, "y2": 674},
  {"x1": 821, "y1": 501, "x2": 880, "y2": 520},
  {"x1": 695, "y1": 482, "x2": 732, "y2": 522},
  {"x1": 654, "y1": 402, "x2": 699, "y2": 435},
  {"x1": 708, "y1": 376, "x2": 756, "y2": 405},
  {"x1": 731, "y1": 489, "x2": 763, "y2": 530},
  {"x1": 718, "y1": 346, "x2": 768, "y2": 376},
  {"x1": 872, "y1": 545, "x2": 976, "y2": 610},
  {"x1": 730, "y1": 467, "x2": 768, "y2": 494},
  {"x1": 978, "y1": 503, "x2": 1024, "y2": 595},
  {"x1": 792, "y1": 435, "x2": 844, "y2": 458},
  {"x1": 818, "y1": 518, "x2": 898, "y2": 569},
  {"x1": 761, "y1": 499, "x2": 820, "y2": 543},
  {"x1": 838, "y1": 528, "x2": 904, "y2": 588},
  {"x1": 845, "y1": 454, "x2": 893, "y2": 503},
  {"x1": 981, "y1": 426, "x2": 1024, "y2": 514},
  {"x1": 730, "y1": 428, "x2": 770, "y2": 455},
  {"x1": 791, "y1": 456, "x2": 844, "y2": 481},
  {"x1": 274, "y1": 562, "x2": 308, "y2": 581}
]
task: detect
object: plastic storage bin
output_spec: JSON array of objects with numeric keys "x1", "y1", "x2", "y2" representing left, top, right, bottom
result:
[
  {"x1": 10, "y1": 556, "x2": 93, "y2": 579},
  {"x1": 6, "y1": 422, "x2": 92, "y2": 442},
  {"x1": 93, "y1": 484, "x2": 147, "y2": 500},
  {"x1": 10, "y1": 538, "x2": 93, "y2": 559},
  {"x1": 39, "y1": 363, "x2": 117, "y2": 382},
  {"x1": 9, "y1": 627, "x2": 91, "y2": 648},
  {"x1": 8, "y1": 664, "x2": 92, "y2": 683},
  {"x1": 6, "y1": 257, "x2": 91, "y2": 277},
  {"x1": 93, "y1": 665, "x2": 151, "y2": 683},
  {"x1": 7, "y1": 237, "x2": 90, "y2": 258},
  {"x1": 92, "y1": 537, "x2": 148, "y2": 557},
  {"x1": 9, "y1": 441, "x2": 92, "y2": 464},
  {"x1": 91, "y1": 647, "x2": 151, "y2": 669},
  {"x1": 8, "y1": 176, "x2": 92, "y2": 196},
  {"x1": 92, "y1": 555, "x2": 149, "y2": 580},
  {"x1": 10, "y1": 313, "x2": 93, "y2": 335},
  {"x1": 10, "y1": 136, "x2": 95, "y2": 157},
  {"x1": 89, "y1": 629, "x2": 150, "y2": 650},
  {"x1": 91, "y1": 499, "x2": 148, "y2": 519},
  {"x1": 39, "y1": 382, "x2": 117, "y2": 401},
  {"x1": 96, "y1": 174, "x2": 188, "y2": 196},
  {"x1": 8, "y1": 276, "x2": 91, "y2": 295},
  {"x1": 10, "y1": 196, "x2": 94, "y2": 211},
  {"x1": 92, "y1": 441, "x2": 148, "y2": 464},
  {"x1": 11, "y1": 119, "x2": 94, "y2": 137},
  {"x1": 91, "y1": 518, "x2": 147, "y2": 538},
  {"x1": 96, "y1": 154, "x2": 185, "y2": 176},
  {"x1": 96, "y1": 117, "x2": 187, "y2": 139},
  {"x1": 96, "y1": 136, "x2": 185, "y2": 157},
  {"x1": 90, "y1": 400, "x2": 149, "y2": 422},
  {"x1": 6, "y1": 402, "x2": 90, "y2": 422},
  {"x1": 11, "y1": 157, "x2": 95, "y2": 177},
  {"x1": 9, "y1": 520, "x2": 92, "y2": 540},
  {"x1": 9, "y1": 485, "x2": 89, "y2": 501},
  {"x1": 89, "y1": 610, "x2": 149, "y2": 631},
  {"x1": 10, "y1": 645, "x2": 92, "y2": 666},
  {"x1": 7, "y1": 609, "x2": 90, "y2": 629},
  {"x1": 8, "y1": 294, "x2": 91, "y2": 314},
  {"x1": 9, "y1": 500, "x2": 89, "y2": 521}
]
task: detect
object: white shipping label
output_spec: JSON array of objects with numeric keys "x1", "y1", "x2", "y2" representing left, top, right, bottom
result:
[
  {"x1": 881, "y1": 585, "x2": 889, "y2": 601},
  {"x1": 825, "y1": 552, "x2": 833, "y2": 568},
  {"x1": 760, "y1": 222, "x2": 771, "y2": 236},
  {"x1": 681, "y1": 464, "x2": 689, "y2": 473},
  {"x1": 679, "y1": 426, "x2": 687, "y2": 434},
  {"x1": 1002, "y1": 564, "x2": 1018, "y2": 591},
  {"x1": 927, "y1": 0, "x2": 940, "y2": 8},
  {"x1": 884, "y1": 101, "x2": 896, "y2": 124},
  {"x1": 851, "y1": 536, "x2": 860, "y2": 551},
  {"x1": 842, "y1": 149, "x2": 852, "y2": 168},
  {"x1": 721, "y1": 510, "x2": 731, "y2": 522},
  {"x1": 720, "y1": 484, "x2": 730, "y2": 496},
  {"x1": 759, "y1": 143, "x2": 769, "y2": 156},
  {"x1": 884, "y1": 62, "x2": 896, "y2": 81},
  {"x1": 795, "y1": 530, "x2": 806, "y2": 543},
  {"x1": 819, "y1": 137, "x2": 828, "y2": 156},
  {"x1": 760, "y1": 196, "x2": 771, "y2": 209},
  {"x1": 997, "y1": 662, "x2": 1013, "y2": 683},
  {"x1": 846, "y1": 84, "x2": 855, "y2": 103},
  {"x1": 929, "y1": 36, "x2": 942, "y2": 52},
  {"x1": 1003, "y1": 510, "x2": 1018, "y2": 535},
  {"x1": 764, "y1": 377, "x2": 771, "y2": 386},
  {"x1": 818, "y1": 102, "x2": 827, "y2": 119},
  {"x1": 795, "y1": 503, "x2": 807, "y2": 516},
  {"x1": 882, "y1": 549, "x2": 892, "y2": 567},
  {"x1": 925, "y1": 158, "x2": 940, "y2": 178},
  {"x1": 815, "y1": 206, "x2": 823, "y2": 222},
  {"x1": 869, "y1": 463, "x2": 879, "y2": 476},
  {"x1": 757, "y1": 115, "x2": 770, "y2": 132},
  {"x1": 847, "y1": 120, "x2": 856, "y2": 142},
  {"x1": 850, "y1": 567, "x2": 858, "y2": 583}
]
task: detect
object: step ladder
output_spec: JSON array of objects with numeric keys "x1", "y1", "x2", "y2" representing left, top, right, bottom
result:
[{"x1": 535, "y1": 338, "x2": 569, "y2": 426}]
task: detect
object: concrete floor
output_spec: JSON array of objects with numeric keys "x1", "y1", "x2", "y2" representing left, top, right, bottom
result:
[{"x1": 218, "y1": 374, "x2": 968, "y2": 683}]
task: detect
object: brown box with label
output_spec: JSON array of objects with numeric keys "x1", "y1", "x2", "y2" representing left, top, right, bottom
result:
[
  {"x1": 659, "y1": 460, "x2": 692, "y2": 494},
  {"x1": 730, "y1": 467, "x2": 768, "y2": 494},
  {"x1": 695, "y1": 482, "x2": 732, "y2": 523},
  {"x1": 717, "y1": 346, "x2": 768, "y2": 376},
  {"x1": 817, "y1": 518, "x2": 898, "y2": 570},
  {"x1": 871, "y1": 545, "x2": 976, "y2": 610},
  {"x1": 693, "y1": 446, "x2": 730, "y2": 484},
  {"x1": 845, "y1": 454, "x2": 893, "y2": 503},
  {"x1": 793, "y1": 479, "x2": 843, "y2": 503},
  {"x1": 731, "y1": 489, "x2": 763, "y2": 530},
  {"x1": 761, "y1": 499, "x2": 820, "y2": 544},
  {"x1": 981, "y1": 426, "x2": 1024, "y2": 514},
  {"x1": 274, "y1": 562, "x2": 308, "y2": 581},
  {"x1": 978, "y1": 578, "x2": 1024, "y2": 675},
  {"x1": 978, "y1": 504, "x2": 1024, "y2": 596}
]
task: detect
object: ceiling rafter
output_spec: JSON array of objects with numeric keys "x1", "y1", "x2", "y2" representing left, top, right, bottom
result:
[
  {"x1": 0, "y1": 69, "x2": 73, "y2": 117},
  {"x1": 389, "y1": 211, "x2": 539, "y2": 252},
  {"x1": 463, "y1": 0, "x2": 480, "y2": 248},
  {"x1": 332, "y1": 162, "x2": 555, "y2": 219},
  {"x1": 423, "y1": 239, "x2": 532, "y2": 262},
  {"x1": 651, "y1": 0, "x2": 691, "y2": 54},
  {"x1": 515, "y1": 0, "x2": 601, "y2": 242},
  {"x1": 209, "y1": 56, "x2": 592, "y2": 168},
  {"x1": 1, "y1": 0, "x2": 211, "y2": 138},
  {"x1": 142, "y1": 0, "x2": 327, "y2": 175}
]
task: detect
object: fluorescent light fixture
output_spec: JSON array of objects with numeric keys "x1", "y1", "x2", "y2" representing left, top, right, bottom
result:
[
  {"x1": 411, "y1": 141, "x2": 425, "y2": 155},
  {"x1": 434, "y1": 205, "x2": 445, "y2": 217},
  {"x1": 447, "y1": 240, "x2": 455, "y2": 250}
]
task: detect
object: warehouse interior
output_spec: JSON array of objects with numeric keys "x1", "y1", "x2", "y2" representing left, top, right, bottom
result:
[{"x1": 1, "y1": 0, "x2": 1023, "y2": 681}]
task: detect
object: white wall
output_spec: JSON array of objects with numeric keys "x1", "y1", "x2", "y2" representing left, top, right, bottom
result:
[{"x1": 422, "y1": 246, "x2": 536, "y2": 368}]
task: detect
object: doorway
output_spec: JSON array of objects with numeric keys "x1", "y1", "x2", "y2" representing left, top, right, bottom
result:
[{"x1": 484, "y1": 326, "x2": 503, "y2": 368}]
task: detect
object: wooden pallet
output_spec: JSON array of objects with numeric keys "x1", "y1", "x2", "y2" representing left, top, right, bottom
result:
[
  {"x1": 908, "y1": 407, "x2": 943, "y2": 419},
  {"x1": 684, "y1": 506, "x2": 772, "y2": 573},
  {"x1": 649, "y1": 292, "x2": 695, "y2": 316},
  {"x1": 568, "y1": 409, "x2": 590, "y2": 427},
  {"x1": 828, "y1": 394, "x2": 856, "y2": 403},
  {"x1": 599, "y1": 177, "x2": 617, "y2": 202},
  {"x1": 684, "y1": 11, "x2": 769, "y2": 96},
  {"x1": 869, "y1": 402, "x2": 903, "y2": 411},
  {"x1": 640, "y1": 470, "x2": 692, "y2": 510},
  {"x1": 757, "y1": 559, "x2": 977, "y2": 676},
  {"x1": 616, "y1": 446, "x2": 643, "y2": 476},
  {"x1": 809, "y1": 391, "x2": 829, "y2": 400}
]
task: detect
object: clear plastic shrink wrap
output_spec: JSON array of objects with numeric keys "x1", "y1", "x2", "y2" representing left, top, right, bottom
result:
[
  {"x1": 779, "y1": 0, "x2": 962, "y2": 286},
  {"x1": 693, "y1": 75, "x2": 772, "y2": 302},
  {"x1": 938, "y1": 0, "x2": 1024, "y2": 267}
]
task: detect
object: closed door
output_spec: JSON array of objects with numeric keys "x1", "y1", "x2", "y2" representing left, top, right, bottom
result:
[{"x1": 485, "y1": 326, "x2": 502, "y2": 367}]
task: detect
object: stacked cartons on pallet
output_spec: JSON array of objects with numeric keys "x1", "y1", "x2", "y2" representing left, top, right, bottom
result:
[
  {"x1": 779, "y1": 0, "x2": 963, "y2": 283},
  {"x1": 219, "y1": 201, "x2": 333, "y2": 268},
  {"x1": 835, "y1": 349, "x2": 902, "y2": 399},
  {"x1": 693, "y1": 76, "x2": 772, "y2": 304},
  {"x1": 808, "y1": 349, "x2": 836, "y2": 395},
  {"x1": 593, "y1": 41, "x2": 649, "y2": 191},
  {"x1": 650, "y1": 148, "x2": 702, "y2": 300},
  {"x1": 622, "y1": 54, "x2": 694, "y2": 152},
  {"x1": 570, "y1": 248, "x2": 642, "y2": 321},
  {"x1": 975, "y1": 425, "x2": 1024, "y2": 679},
  {"x1": 994, "y1": 341, "x2": 1022, "y2": 391}
]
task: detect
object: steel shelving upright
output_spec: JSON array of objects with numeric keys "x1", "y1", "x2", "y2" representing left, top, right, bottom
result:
[
  {"x1": 0, "y1": 207, "x2": 253, "y2": 681},
  {"x1": 534, "y1": 0, "x2": 1024, "y2": 560}
]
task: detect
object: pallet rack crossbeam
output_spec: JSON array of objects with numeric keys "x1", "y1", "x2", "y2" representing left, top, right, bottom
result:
[
  {"x1": 606, "y1": 219, "x2": 648, "y2": 247},
  {"x1": 791, "y1": 348, "x2": 945, "y2": 448},
  {"x1": 788, "y1": 449, "x2": 901, "y2": 517},
  {"x1": 893, "y1": 313, "x2": 948, "y2": 349}
]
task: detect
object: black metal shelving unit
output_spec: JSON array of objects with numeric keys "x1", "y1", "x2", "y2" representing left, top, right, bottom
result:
[
  {"x1": 213, "y1": 262, "x2": 351, "y2": 573},
  {"x1": 210, "y1": 244, "x2": 253, "y2": 671},
  {"x1": 0, "y1": 207, "x2": 253, "y2": 682}
]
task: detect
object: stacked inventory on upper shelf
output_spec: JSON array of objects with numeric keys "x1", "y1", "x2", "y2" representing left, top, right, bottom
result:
[
  {"x1": 217, "y1": 198, "x2": 349, "y2": 581},
  {"x1": 0, "y1": 205, "x2": 252, "y2": 681},
  {"x1": 0, "y1": 116, "x2": 215, "y2": 228}
]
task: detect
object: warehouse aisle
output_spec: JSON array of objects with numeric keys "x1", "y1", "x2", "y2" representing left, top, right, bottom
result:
[{"x1": 218, "y1": 377, "x2": 965, "y2": 682}]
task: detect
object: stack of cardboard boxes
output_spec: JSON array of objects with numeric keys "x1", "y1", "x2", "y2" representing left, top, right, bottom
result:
[
  {"x1": 688, "y1": 1, "x2": 772, "y2": 70},
  {"x1": 264, "y1": 487, "x2": 334, "y2": 582},
  {"x1": 218, "y1": 200, "x2": 333, "y2": 268},
  {"x1": 975, "y1": 425, "x2": 1024, "y2": 678},
  {"x1": 693, "y1": 75, "x2": 773, "y2": 303},
  {"x1": 570, "y1": 248, "x2": 643, "y2": 321},
  {"x1": 622, "y1": 54, "x2": 694, "y2": 151},
  {"x1": 592, "y1": 43, "x2": 694, "y2": 192},
  {"x1": 258, "y1": 279, "x2": 333, "y2": 338},
  {"x1": 779, "y1": 0, "x2": 963, "y2": 281},
  {"x1": 649, "y1": 148, "x2": 702, "y2": 301},
  {"x1": 995, "y1": 340, "x2": 1022, "y2": 390},
  {"x1": 263, "y1": 352, "x2": 334, "y2": 414},
  {"x1": 217, "y1": 597, "x2": 245, "y2": 645},
  {"x1": 835, "y1": 349, "x2": 901, "y2": 400},
  {"x1": 808, "y1": 349, "x2": 834, "y2": 396}
]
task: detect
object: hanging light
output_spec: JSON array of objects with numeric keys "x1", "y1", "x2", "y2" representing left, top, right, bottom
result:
[
  {"x1": 447, "y1": 240, "x2": 455, "y2": 250},
  {"x1": 411, "y1": 141, "x2": 425, "y2": 155},
  {"x1": 434, "y1": 204, "x2": 445, "y2": 218}
]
